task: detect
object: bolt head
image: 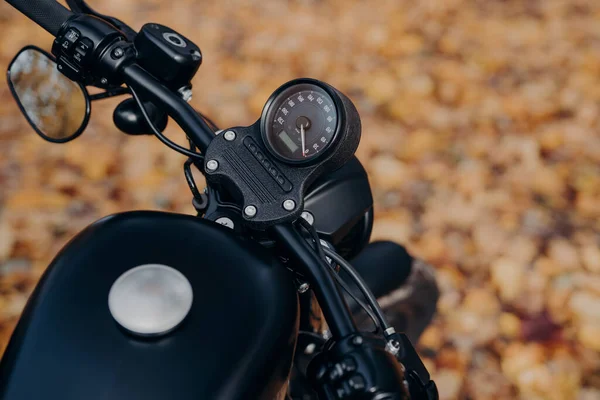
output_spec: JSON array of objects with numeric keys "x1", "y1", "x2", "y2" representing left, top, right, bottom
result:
[
  {"x1": 206, "y1": 159, "x2": 219, "y2": 172},
  {"x1": 112, "y1": 47, "x2": 124, "y2": 58},
  {"x1": 244, "y1": 205, "x2": 257, "y2": 218},
  {"x1": 352, "y1": 335, "x2": 363, "y2": 346},
  {"x1": 301, "y1": 211, "x2": 314, "y2": 225},
  {"x1": 283, "y1": 199, "x2": 296, "y2": 211},
  {"x1": 215, "y1": 217, "x2": 234, "y2": 229},
  {"x1": 298, "y1": 282, "x2": 310, "y2": 293},
  {"x1": 223, "y1": 130, "x2": 236, "y2": 141},
  {"x1": 100, "y1": 78, "x2": 108, "y2": 85}
]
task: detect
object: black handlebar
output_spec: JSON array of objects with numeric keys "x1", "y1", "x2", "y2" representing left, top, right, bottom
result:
[{"x1": 5, "y1": 0, "x2": 73, "y2": 36}]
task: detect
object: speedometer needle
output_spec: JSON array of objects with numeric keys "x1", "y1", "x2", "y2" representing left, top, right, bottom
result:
[{"x1": 300, "y1": 123, "x2": 307, "y2": 157}]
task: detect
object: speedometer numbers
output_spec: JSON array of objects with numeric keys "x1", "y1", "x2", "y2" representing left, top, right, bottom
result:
[{"x1": 262, "y1": 82, "x2": 339, "y2": 164}]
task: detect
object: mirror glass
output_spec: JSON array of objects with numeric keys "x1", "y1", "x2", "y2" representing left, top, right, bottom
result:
[{"x1": 7, "y1": 47, "x2": 90, "y2": 142}]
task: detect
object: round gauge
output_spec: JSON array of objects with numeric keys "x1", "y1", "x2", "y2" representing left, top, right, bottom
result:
[{"x1": 261, "y1": 81, "x2": 339, "y2": 164}]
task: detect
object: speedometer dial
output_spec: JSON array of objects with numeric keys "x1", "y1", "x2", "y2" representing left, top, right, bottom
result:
[{"x1": 261, "y1": 82, "x2": 339, "y2": 164}]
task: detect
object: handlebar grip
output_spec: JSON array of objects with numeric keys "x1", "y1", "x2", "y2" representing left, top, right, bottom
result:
[{"x1": 5, "y1": 0, "x2": 74, "y2": 36}]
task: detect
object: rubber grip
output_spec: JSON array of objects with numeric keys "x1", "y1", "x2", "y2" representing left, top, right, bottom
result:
[{"x1": 5, "y1": 0, "x2": 74, "y2": 36}]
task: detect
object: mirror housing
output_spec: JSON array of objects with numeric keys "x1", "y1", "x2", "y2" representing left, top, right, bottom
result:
[{"x1": 7, "y1": 45, "x2": 91, "y2": 143}]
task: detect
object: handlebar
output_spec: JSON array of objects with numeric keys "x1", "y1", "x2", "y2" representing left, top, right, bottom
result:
[
  {"x1": 122, "y1": 63, "x2": 214, "y2": 151},
  {"x1": 5, "y1": 0, "x2": 73, "y2": 36}
]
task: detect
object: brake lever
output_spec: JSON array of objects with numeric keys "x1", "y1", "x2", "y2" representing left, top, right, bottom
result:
[{"x1": 65, "y1": 0, "x2": 137, "y2": 41}]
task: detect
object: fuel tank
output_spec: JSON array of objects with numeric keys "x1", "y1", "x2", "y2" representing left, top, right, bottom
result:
[{"x1": 0, "y1": 211, "x2": 299, "y2": 400}]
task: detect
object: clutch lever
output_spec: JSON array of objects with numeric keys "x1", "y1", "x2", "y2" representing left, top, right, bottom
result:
[{"x1": 65, "y1": 0, "x2": 137, "y2": 41}]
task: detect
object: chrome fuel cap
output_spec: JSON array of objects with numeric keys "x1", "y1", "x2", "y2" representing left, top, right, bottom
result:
[{"x1": 108, "y1": 264, "x2": 193, "y2": 337}]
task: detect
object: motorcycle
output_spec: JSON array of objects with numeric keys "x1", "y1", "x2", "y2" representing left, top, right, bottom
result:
[{"x1": 0, "y1": 0, "x2": 439, "y2": 399}]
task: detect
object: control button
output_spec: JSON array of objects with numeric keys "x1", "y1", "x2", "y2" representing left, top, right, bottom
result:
[
  {"x1": 342, "y1": 357, "x2": 357, "y2": 372},
  {"x1": 328, "y1": 363, "x2": 344, "y2": 382},
  {"x1": 280, "y1": 179, "x2": 293, "y2": 192},
  {"x1": 57, "y1": 57, "x2": 81, "y2": 81},
  {"x1": 73, "y1": 38, "x2": 93, "y2": 66},
  {"x1": 256, "y1": 152, "x2": 264, "y2": 161},
  {"x1": 269, "y1": 167, "x2": 278, "y2": 177},
  {"x1": 276, "y1": 175, "x2": 285, "y2": 185},
  {"x1": 348, "y1": 374, "x2": 366, "y2": 391},
  {"x1": 248, "y1": 143, "x2": 257, "y2": 152},
  {"x1": 262, "y1": 159, "x2": 271, "y2": 169},
  {"x1": 65, "y1": 29, "x2": 80, "y2": 43}
]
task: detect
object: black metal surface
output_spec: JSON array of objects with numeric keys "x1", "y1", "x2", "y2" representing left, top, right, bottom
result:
[
  {"x1": 122, "y1": 63, "x2": 215, "y2": 152},
  {"x1": 204, "y1": 78, "x2": 361, "y2": 229},
  {"x1": 307, "y1": 333, "x2": 410, "y2": 399},
  {"x1": 6, "y1": 45, "x2": 91, "y2": 144},
  {"x1": 113, "y1": 97, "x2": 168, "y2": 135},
  {"x1": 5, "y1": 0, "x2": 73, "y2": 36},
  {"x1": 0, "y1": 211, "x2": 299, "y2": 400},
  {"x1": 51, "y1": 14, "x2": 127, "y2": 87},
  {"x1": 65, "y1": 0, "x2": 137, "y2": 41},
  {"x1": 305, "y1": 156, "x2": 373, "y2": 252},
  {"x1": 134, "y1": 23, "x2": 202, "y2": 90},
  {"x1": 271, "y1": 223, "x2": 356, "y2": 340}
]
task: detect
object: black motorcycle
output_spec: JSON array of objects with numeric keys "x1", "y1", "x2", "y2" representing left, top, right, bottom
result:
[{"x1": 0, "y1": 0, "x2": 439, "y2": 399}]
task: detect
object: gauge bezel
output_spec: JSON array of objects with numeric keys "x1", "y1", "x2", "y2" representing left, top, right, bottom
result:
[{"x1": 260, "y1": 78, "x2": 344, "y2": 165}]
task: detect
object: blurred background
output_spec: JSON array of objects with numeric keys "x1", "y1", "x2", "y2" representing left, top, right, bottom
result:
[{"x1": 0, "y1": 0, "x2": 599, "y2": 398}]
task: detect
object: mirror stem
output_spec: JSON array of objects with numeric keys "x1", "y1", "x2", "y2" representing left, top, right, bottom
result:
[{"x1": 89, "y1": 87, "x2": 130, "y2": 101}]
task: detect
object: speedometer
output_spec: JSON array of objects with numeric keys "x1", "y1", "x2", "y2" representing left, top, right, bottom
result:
[{"x1": 261, "y1": 81, "x2": 339, "y2": 164}]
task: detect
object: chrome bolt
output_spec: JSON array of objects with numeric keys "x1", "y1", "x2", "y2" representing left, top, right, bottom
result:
[
  {"x1": 283, "y1": 199, "x2": 296, "y2": 211},
  {"x1": 224, "y1": 130, "x2": 236, "y2": 141},
  {"x1": 215, "y1": 217, "x2": 234, "y2": 229},
  {"x1": 244, "y1": 205, "x2": 257, "y2": 218},
  {"x1": 178, "y1": 87, "x2": 193, "y2": 102},
  {"x1": 206, "y1": 159, "x2": 219, "y2": 172},
  {"x1": 301, "y1": 211, "x2": 314, "y2": 225},
  {"x1": 352, "y1": 335, "x2": 363, "y2": 346},
  {"x1": 112, "y1": 47, "x2": 124, "y2": 58},
  {"x1": 304, "y1": 343, "x2": 316, "y2": 355},
  {"x1": 100, "y1": 77, "x2": 108, "y2": 85},
  {"x1": 298, "y1": 282, "x2": 310, "y2": 293}
]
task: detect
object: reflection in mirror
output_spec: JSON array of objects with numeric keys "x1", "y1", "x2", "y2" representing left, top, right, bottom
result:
[{"x1": 8, "y1": 48, "x2": 89, "y2": 142}]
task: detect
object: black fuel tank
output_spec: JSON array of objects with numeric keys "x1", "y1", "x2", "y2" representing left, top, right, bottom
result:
[{"x1": 0, "y1": 211, "x2": 299, "y2": 400}]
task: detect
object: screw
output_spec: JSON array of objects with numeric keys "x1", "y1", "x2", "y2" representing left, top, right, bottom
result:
[
  {"x1": 283, "y1": 199, "x2": 296, "y2": 211},
  {"x1": 298, "y1": 282, "x2": 309, "y2": 293},
  {"x1": 301, "y1": 211, "x2": 314, "y2": 225},
  {"x1": 100, "y1": 77, "x2": 108, "y2": 85},
  {"x1": 112, "y1": 47, "x2": 124, "y2": 58},
  {"x1": 178, "y1": 87, "x2": 193, "y2": 102},
  {"x1": 58, "y1": 65, "x2": 63, "y2": 70},
  {"x1": 215, "y1": 217, "x2": 234, "y2": 229},
  {"x1": 223, "y1": 130, "x2": 236, "y2": 141},
  {"x1": 206, "y1": 160, "x2": 219, "y2": 172},
  {"x1": 244, "y1": 205, "x2": 257, "y2": 218},
  {"x1": 304, "y1": 343, "x2": 316, "y2": 355},
  {"x1": 352, "y1": 336, "x2": 363, "y2": 346}
]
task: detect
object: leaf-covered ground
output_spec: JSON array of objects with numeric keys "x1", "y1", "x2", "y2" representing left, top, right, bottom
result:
[{"x1": 0, "y1": 1, "x2": 599, "y2": 398}]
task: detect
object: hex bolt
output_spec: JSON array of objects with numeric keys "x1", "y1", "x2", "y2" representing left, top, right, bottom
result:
[
  {"x1": 100, "y1": 77, "x2": 108, "y2": 85},
  {"x1": 283, "y1": 199, "x2": 296, "y2": 211},
  {"x1": 244, "y1": 205, "x2": 257, "y2": 218},
  {"x1": 206, "y1": 159, "x2": 219, "y2": 172},
  {"x1": 223, "y1": 130, "x2": 236, "y2": 141}
]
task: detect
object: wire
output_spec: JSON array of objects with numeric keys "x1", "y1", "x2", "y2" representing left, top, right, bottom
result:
[
  {"x1": 129, "y1": 86, "x2": 205, "y2": 161},
  {"x1": 323, "y1": 246, "x2": 392, "y2": 332},
  {"x1": 298, "y1": 218, "x2": 381, "y2": 333}
]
